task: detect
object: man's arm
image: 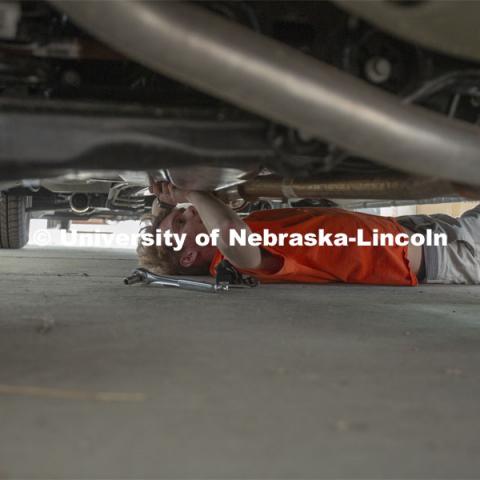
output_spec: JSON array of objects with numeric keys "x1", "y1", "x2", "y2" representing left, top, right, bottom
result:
[
  {"x1": 186, "y1": 190, "x2": 262, "y2": 270},
  {"x1": 151, "y1": 181, "x2": 281, "y2": 271}
]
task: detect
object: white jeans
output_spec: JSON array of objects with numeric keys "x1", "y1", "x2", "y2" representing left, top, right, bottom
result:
[{"x1": 397, "y1": 205, "x2": 480, "y2": 284}]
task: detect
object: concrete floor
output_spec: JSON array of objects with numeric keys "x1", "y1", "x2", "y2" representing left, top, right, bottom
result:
[{"x1": 0, "y1": 247, "x2": 479, "y2": 478}]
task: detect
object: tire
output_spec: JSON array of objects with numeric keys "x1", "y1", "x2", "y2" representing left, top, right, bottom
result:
[
  {"x1": 46, "y1": 218, "x2": 58, "y2": 230},
  {"x1": 60, "y1": 219, "x2": 70, "y2": 231},
  {"x1": 0, "y1": 193, "x2": 31, "y2": 249},
  {"x1": 47, "y1": 218, "x2": 70, "y2": 230}
]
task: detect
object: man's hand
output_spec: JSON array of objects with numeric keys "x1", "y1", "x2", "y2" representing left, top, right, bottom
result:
[{"x1": 149, "y1": 180, "x2": 191, "y2": 206}]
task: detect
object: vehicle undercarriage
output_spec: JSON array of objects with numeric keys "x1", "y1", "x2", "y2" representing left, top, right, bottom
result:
[{"x1": 1, "y1": 0, "x2": 480, "y2": 248}]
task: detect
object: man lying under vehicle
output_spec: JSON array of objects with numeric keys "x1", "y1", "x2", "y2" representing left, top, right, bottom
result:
[{"x1": 137, "y1": 181, "x2": 480, "y2": 285}]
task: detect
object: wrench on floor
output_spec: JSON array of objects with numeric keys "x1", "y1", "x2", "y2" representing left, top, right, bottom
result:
[
  {"x1": 124, "y1": 268, "x2": 227, "y2": 293},
  {"x1": 124, "y1": 261, "x2": 258, "y2": 293}
]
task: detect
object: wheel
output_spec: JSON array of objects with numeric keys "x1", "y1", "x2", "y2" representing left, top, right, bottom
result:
[
  {"x1": 47, "y1": 218, "x2": 70, "y2": 230},
  {"x1": 60, "y1": 219, "x2": 71, "y2": 231},
  {"x1": 0, "y1": 193, "x2": 31, "y2": 249},
  {"x1": 46, "y1": 218, "x2": 58, "y2": 229}
]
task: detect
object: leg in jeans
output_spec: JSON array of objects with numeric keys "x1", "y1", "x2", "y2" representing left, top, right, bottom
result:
[{"x1": 397, "y1": 204, "x2": 480, "y2": 284}]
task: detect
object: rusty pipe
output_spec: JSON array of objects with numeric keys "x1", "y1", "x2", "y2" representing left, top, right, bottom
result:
[{"x1": 234, "y1": 174, "x2": 480, "y2": 201}]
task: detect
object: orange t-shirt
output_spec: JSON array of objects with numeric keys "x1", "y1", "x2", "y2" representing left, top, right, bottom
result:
[{"x1": 209, "y1": 208, "x2": 417, "y2": 286}]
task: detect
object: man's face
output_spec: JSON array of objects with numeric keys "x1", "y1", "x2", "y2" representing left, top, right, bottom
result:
[
  {"x1": 158, "y1": 206, "x2": 207, "y2": 241},
  {"x1": 158, "y1": 206, "x2": 214, "y2": 269}
]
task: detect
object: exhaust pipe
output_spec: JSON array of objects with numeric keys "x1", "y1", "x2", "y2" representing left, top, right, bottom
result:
[
  {"x1": 69, "y1": 192, "x2": 90, "y2": 213},
  {"x1": 233, "y1": 174, "x2": 480, "y2": 201},
  {"x1": 51, "y1": 1, "x2": 480, "y2": 186}
]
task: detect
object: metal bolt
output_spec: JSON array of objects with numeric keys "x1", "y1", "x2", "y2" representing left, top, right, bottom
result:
[{"x1": 365, "y1": 57, "x2": 392, "y2": 84}]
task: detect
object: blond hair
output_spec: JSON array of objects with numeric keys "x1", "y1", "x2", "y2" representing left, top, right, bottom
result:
[{"x1": 136, "y1": 211, "x2": 180, "y2": 275}]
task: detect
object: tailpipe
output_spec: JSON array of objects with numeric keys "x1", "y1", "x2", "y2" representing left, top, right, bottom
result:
[{"x1": 69, "y1": 192, "x2": 90, "y2": 213}]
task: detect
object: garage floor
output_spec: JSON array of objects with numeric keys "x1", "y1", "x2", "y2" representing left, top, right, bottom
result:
[{"x1": 0, "y1": 247, "x2": 479, "y2": 478}]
